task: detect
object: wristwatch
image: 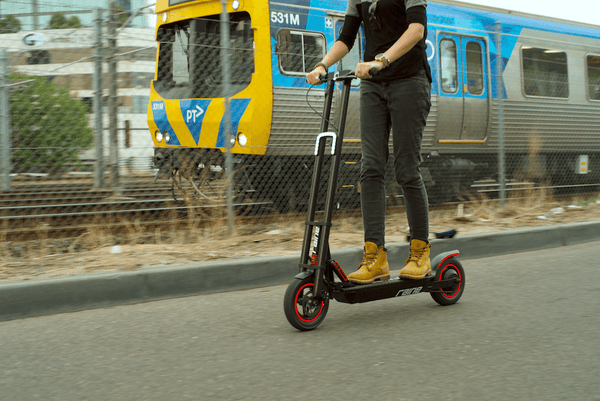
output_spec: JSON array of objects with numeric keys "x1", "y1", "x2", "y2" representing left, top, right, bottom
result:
[
  {"x1": 375, "y1": 53, "x2": 390, "y2": 69},
  {"x1": 313, "y1": 62, "x2": 328, "y2": 72}
]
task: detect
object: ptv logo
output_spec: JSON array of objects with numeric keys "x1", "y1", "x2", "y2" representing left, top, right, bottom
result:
[{"x1": 186, "y1": 105, "x2": 204, "y2": 123}]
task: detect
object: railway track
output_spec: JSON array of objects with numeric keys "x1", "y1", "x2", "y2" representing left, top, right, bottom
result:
[
  {"x1": 1, "y1": 173, "x2": 598, "y2": 243},
  {"x1": 0, "y1": 174, "x2": 272, "y2": 242}
]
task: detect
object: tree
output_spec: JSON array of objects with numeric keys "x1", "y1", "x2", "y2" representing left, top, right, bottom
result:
[
  {"x1": 109, "y1": 2, "x2": 131, "y2": 27},
  {"x1": 0, "y1": 15, "x2": 21, "y2": 34},
  {"x1": 9, "y1": 75, "x2": 94, "y2": 174},
  {"x1": 67, "y1": 16, "x2": 83, "y2": 28},
  {"x1": 48, "y1": 13, "x2": 82, "y2": 29}
]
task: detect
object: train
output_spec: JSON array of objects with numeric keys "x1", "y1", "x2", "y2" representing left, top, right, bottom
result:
[{"x1": 147, "y1": 0, "x2": 600, "y2": 211}]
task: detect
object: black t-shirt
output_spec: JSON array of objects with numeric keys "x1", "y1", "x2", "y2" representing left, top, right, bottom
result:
[{"x1": 338, "y1": 0, "x2": 432, "y2": 82}]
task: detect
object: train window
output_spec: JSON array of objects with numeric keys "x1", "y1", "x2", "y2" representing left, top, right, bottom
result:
[
  {"x1": 586, "y1": 55, "x2": 600, "y2": 101},
  {"x1": 276, "y1": 30, "x2": 326, "y2": 75},
  {"x1": 465, "y1": 41, "x2": 484, "y2": 95},
  {"x1": 440, "y1": 39, "x2": 458, "y2": 93},
  {"x1": 522, "y1": 47, "x2": 569, "y2": 98},
  {"x1": 154, "y1": 12, "x2": 254, "y2": 99}
]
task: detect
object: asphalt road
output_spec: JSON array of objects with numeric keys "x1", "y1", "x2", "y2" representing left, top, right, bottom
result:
[{"x1": 1, "y1": 241, "x2": 599, "y2": 401}]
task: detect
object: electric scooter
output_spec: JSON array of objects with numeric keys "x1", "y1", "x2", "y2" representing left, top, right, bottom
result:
[{"x1": 283, "y1": 70, "x2": 465, "y2": 331}]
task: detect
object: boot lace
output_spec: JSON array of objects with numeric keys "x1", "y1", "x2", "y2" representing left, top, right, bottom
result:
[
  {"x1": 407, "y1": 247, "x2": 426, "y2": 266},
  {"x1": 359, "y1": 250, "x2": 378, "y2": 270}
]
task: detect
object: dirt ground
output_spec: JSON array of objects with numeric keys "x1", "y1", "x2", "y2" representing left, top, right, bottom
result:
[{"x1": 1, "y1": 194, "x2": 599, "y2": 283}]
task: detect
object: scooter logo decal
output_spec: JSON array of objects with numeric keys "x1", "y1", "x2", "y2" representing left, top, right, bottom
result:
[
  {"x1": 312, "y1": 227, "x2": 320, "y2": 254},
  {"x1": 396, "y1": 287, "x2": 423, "y2": 297}
]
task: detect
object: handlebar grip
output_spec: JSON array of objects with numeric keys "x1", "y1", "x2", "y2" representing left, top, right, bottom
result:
[{"x1": 369, "y1": 67, "x2": 378, "y2": 77}]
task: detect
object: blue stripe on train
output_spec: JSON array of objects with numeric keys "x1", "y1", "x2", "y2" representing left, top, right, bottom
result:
[
  {"x1": 180, "y1": 99, "x2": 213, "y2": 146},
  {"x1": 151, "y1": 101, "x2": 180, "y2": 146},
  {"x1": 216, "y1": 99, "x2": 252, "y2": 148}
]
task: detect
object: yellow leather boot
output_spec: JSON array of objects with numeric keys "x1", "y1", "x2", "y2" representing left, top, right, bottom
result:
[
  {"x1": 348, "y1": 242, "x2": 390, "y2": 284},
  {"x1": 399, "y1": 239, "x2": 431, "y2": 279}
]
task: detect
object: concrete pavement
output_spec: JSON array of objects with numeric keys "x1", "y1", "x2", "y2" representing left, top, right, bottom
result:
[{"x1": 1, "y1": 241, "x2": 599, "y2": 400}]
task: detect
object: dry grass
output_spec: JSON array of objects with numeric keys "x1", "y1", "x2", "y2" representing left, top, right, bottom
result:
[{"x1": 1, "y1": 181, "x2": 599, "y2": 282}]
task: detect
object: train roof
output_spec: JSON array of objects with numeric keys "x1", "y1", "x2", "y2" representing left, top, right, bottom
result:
[{"x1": 434, "y1": 0, "x2": 600, "y2": 31}]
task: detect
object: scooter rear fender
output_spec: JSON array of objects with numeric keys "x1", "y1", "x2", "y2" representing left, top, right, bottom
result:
[{"x1": 431, "y1": 250, "x2": 460, "y2": 276}]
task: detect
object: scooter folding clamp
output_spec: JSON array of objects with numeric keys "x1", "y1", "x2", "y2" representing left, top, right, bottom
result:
[{"x1": 314, "y1": 132, "x2": 337, "y2": 156}]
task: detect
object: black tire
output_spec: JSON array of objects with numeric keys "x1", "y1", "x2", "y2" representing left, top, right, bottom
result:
[
  {"x1": 431, "y1": 257, "x2": 465, "y2": 306},
  {"x1": 283, "y1": 276, "x2": 329, "y2": 331}
]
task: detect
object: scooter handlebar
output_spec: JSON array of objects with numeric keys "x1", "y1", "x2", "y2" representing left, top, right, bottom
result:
[{"x1": 314, "y1": 68, "x2": 377, "y2": 85}]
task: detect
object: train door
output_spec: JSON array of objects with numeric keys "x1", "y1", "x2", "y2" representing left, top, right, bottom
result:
[{"x1": 436, "y1": 34, "x2": 489, "y2": 143}]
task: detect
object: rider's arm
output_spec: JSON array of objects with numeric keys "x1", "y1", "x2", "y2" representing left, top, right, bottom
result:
[
  {"x1": 380, "y1": 22, "x2": 424, "y2": 66},
  {"x1": 307, "y1": 14, "x2": 360, "y2": 84},
  {"x1": 307, "y1": 40, "x2": 349, "y2": 84}
]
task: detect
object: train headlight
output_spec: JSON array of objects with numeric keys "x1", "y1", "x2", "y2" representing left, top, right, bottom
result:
[
  {"x1": 162, "y1": 12, "x2": 168, "y2": 23},
  {"x1": 232, "y1": 0, "x2": 240, "y2": 10},
  {"x1": 237, "y1": 133, "x2": 247, "y2": 147},
  {"x1": 155, "y1": 130, "x2": 163, "y2": 142},
  {"x1": 164, "y1": 131, "x2": 171, "y2": 143}
]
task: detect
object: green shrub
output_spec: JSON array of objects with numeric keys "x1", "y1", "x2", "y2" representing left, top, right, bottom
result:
[{"x1": 10, "y1": 75, "x2": 93, "y2": 174}]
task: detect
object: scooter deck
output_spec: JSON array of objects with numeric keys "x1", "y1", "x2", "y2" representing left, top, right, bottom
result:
[{"x1": 331, "y1": 275, "x2": 450, "y2": 304}]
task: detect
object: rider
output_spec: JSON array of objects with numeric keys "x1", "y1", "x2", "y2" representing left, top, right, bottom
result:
[{"x1": 306, "y1": 0, "x2": 432, "y2": 284}]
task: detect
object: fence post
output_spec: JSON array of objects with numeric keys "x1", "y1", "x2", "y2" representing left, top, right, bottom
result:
[
  {"x1": 220, "y1": 0, "x2": 234, "y2": 236},
  {"x1": 0, "y1": 49, "x2": 10, "y2": 191},
  {"x1": 93, "y1": 8, "x2": 104, "y2": 189},
  {"x1": 495, "y1": 22, "x2": 506, "y2": 206},
  {"x1": 108, "y1": 2, "x2": 121, "y2": 196}
]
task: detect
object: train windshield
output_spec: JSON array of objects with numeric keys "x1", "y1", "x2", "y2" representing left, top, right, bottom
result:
[{"x1": 154, "y1": 12, "x2": 254, "y2": 99}]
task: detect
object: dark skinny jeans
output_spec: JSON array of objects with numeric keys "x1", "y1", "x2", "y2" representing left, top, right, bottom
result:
[{"x1": 359, "y1": 70, "x2": 431, "y2": 247}]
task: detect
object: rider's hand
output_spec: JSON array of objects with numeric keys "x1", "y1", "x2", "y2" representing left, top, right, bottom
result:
[
  {"x1": 355, "y1": 60, "x2": 384, "y2": 79},
  {"x1": 307, "y1": 66, "x2": 327, "y2": 85}
]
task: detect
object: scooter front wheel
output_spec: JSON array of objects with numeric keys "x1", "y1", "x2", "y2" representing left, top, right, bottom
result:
[{"x1": 283, "y1": 276, "x2": 329, "y2": 331}]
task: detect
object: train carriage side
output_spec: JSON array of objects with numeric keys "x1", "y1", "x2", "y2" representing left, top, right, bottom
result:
[
  {"x1": 425, "y1": 1, "x2": 600, "y2": 199},
  {"x1": 266, "y1": 0, "x2": 364, "y2": 210},
  {"x1": 498, "y1": 26, "x2": 600, "y2": 190}
]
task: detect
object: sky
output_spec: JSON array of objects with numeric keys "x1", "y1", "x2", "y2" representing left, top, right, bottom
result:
[
  {"x1": 458, "y1": 0, "x2": 600, "y2": 26},
  {"x1": 141, "y1": 0, "x2": 600, "y2": 28}
]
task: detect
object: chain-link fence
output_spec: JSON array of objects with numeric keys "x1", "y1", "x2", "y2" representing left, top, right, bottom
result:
[{"x1": 1, "y1": 2, "x2": 600, "y2": 261}]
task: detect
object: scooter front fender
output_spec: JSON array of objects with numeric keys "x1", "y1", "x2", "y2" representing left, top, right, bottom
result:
[{"x1": 294, "y1": 270, "x2": 314, "y2": 280}]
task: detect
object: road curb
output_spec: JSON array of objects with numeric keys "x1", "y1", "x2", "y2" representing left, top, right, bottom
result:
[{"x1": 1, "y1": 220, "x2": 599, "y2": 322}]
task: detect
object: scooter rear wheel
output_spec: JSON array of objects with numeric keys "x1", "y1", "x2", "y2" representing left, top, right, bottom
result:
[
  {"x1": 283, "y1": 276, "x2": 329, "y2": 331},
  {"x1": 430, "y1": 257, "x2": 465, "y2": 306}
]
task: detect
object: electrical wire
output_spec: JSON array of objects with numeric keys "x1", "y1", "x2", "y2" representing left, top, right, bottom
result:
[{"x1": 305, "y1": 80, "x2": 339, "y2": 134}]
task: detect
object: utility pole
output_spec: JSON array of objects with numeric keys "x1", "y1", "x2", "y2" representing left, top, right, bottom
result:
[
  {"x1": 220, "y1": 0, "x2": 234, "y2": 236},
  {"x1": 32, "y1": 0, "x2": 39, "y2": 30},
  {"x1": 1, "y1": 49, "x2": 11, "y2": 191},
  {"x1": 495, "y1": 22, "x2": 506, "y2": 207},
  {"x1": 108, "y1": 2, "x2": 121, "y2": 195},
  {"x1": 93, "y1": 8, "x2": 104, "y2": 189}
]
